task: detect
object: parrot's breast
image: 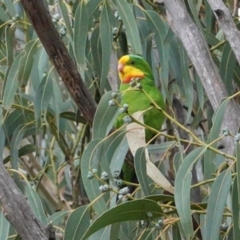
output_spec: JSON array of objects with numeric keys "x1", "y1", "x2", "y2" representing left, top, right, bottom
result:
[{"x1": 115, "y1": 79, "x2": 165, "y2": 142}]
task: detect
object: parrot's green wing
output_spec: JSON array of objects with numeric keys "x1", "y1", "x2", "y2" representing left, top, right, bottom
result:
[{"x1": 115, "y1": 70, "x2": 165, "y2": 142}]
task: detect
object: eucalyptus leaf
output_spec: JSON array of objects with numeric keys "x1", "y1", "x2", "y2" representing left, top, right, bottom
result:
[
  {"x1": 204, "y1": 170, "x2": 231, "y2": 240},
  {"x1": 93, "y1": 91, "x2": 118, "y2": 139},
  {"x1": 0, "y1": 5, "x2": 10, "y2": 22},
  {"x1": 0, "y1": 211, "x2": 9, "y2": 240},
  {"x1": 175, "y1": 147, "x2": 206, "y2": 238},
  {"x1": 74, "y1": 1, "x2": 89, "y2": 78},
  {"x1": 99, "y1": 1, "x2": 113, "y2": 93},
  {"x1": 34, "y1": 70, "x2": 53, "y2": 129},
  {"x1": 203, "y1": 98, "x2": 228, "y2": 180},
  {"x1": 232, "y1": 177, "x2": 240, "y2": 239},
  {"x1": 135, "y1": 147, "x2": 154, "y2": 196},
  {"x1": 25, "y1": 182, "x2": 47, "y2": 226},
  {"x1": 64, "y1": 205, "x2": 90, "y2": 240},
  {"x1": 81, "y1": 140, "x2": 108, "y2": 215},
  {"x1": 81, "y1": 199, "x2": 164, "y2": 240},
  {"x1": 144, "y1": 10, "x2": 169, "y2": 100},
  {"x1": 116, "y1": 1, "x2": 142, "y2": 55},
  {"x1": 2, "y1": 52, "x2": 23, "y2": 109}
]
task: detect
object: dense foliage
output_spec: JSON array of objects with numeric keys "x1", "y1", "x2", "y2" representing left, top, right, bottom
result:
[{"x1": 0, "y1": 0, "x2": 240, "y2": 239}]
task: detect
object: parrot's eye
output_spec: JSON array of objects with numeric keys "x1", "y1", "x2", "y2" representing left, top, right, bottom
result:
[{"x1": 130, "y1": 61, "x2": 135, "y2": 65}]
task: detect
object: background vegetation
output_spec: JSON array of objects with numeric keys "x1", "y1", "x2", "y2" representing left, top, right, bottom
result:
[{"x1": 0, "y1": 0, "x2": 240, "y2": 239}]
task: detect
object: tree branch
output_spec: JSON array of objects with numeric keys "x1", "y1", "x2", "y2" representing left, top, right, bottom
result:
[
  {"x1": 164, "y1": 0, "x2": 240, "y2": 155},
  {"x1": 20, "y1": 0, "x2": 97, "y2": 126},
  {"x1": 207, "y1": 0, "x2": 240, "y2": 63},
  {"x1": 0, "y1": 163, "x2": 47, "y2": 240}
]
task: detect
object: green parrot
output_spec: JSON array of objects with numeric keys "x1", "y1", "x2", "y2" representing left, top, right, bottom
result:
[{"x1": 114, "y1": 54, "x2": 165, "y2": 142}]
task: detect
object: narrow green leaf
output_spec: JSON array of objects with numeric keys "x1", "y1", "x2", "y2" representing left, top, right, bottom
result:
[
  {"x1": 168, "y1": 37, "x2": 182, "y2": 83},
  {"x1": 220, "y1": 42, "x2": 236, "y2": 94},
  {"x1": 179, "y1": 43, "x2": 193, "y2": 123},
  {"x1": 204, "y1": 170, "x2": 232, "y2": 240},
  {"x1": 31, "y1": 47, "x2": 49, "y2": 91},
  {"x1": 64, "y1": 205, "x2": 90, "y2": 240},
  {"x1": 175, "y1": 147, "x2": 206, "y2": 238},
  {"x1": 236, "y1": 142, "x2": 240, "y2": 207},
  {"x1": 81, "y1": 140, "x2": 108, "y2": 215},
  {"x1": 5, "y1": 26, "x2": 14, "y2": 66},
  {"x1": 109, "y1": 133, "x2": 128, "y2": 175},
  {"x1": 0, "y1": 108, "x2": 5, "y2": 162},
  {"x1": 172, "y1": 224, "x2": 182, "y2": 240},
  {"x1": 134, "y1": 6, "x2": 150, "y2": 58},
  {"x1": 202, "y1": 29, "x2": 219, "y2": 46},
  {"x1": 173, "y1": 152, "x2": 184, "y2": 174},
  {"x1": 233, "y1": 64, "x2": 240, "y2": 89},
  {"x1": 18, "y1": 39, "x2": 39, "y2": 87},
  {"x1": 186, "y1": 0, "x2": 202, "y2": 29},
  {"x1": 2, "y1": 52, "x2": 22, "y2": 109},
  {"x1": 10, "y1": 124, "x2": 27, "y2": 170},
  {"x1": 207, "y1": 92, "x2": 225, "y2": 123},
  {"x1": 90, "y1": 27, "x2": 102, "y2": 79},
  {"x1": 58, "y1": 0, "x2": 73, "y2": 37},
  {"x1": 47, "y1": 210, "x2": 70, "y2": 225},
  {"x1": 109, "y1": 223, "x2": 121, "y2": 240},
  {"x1": 34, "y1": 70, "x2": 53, "y2": 129},
  {"x1": 120, "y1": 221, "x2": 136, "y2": 240},
  {"x1": 0, "y1": 66, "x2": 7, "y2": 80},
  {"x1": 0, "y1": 5, "x2": 10, "y2": 22},
  {"x1": 74, "y1": 1, "x2": 89, "y2": 78},
  {"x1": 4, "y1": 144, "x2": 35, "y2": 164},
  {"x1": 3, "y1": 109, "x2": 34, "y2": 139},
  {"x1": 135, "y1": 147, "x2": 154, "y2": 196},
  {"x1": 9, "y1": 124, "x2": 35, "y2": 178},
  {"x1": 203, "y1": 99, "x2": 228, "y2": 180},
  {"x1": 176, "y1": 222, "x2": 188, "y2": 240},
  {"x1": 25, "y1": 182, "x2": 47, "y2": 226},
  {"x1": 99, "y1": 1, "x2": 113, "y2": 93},
  {"x1": 195, "y1": 74, "x2": 204, "y2": 110},
  {"x1": 203, "y1": 0, "x2": 215, "y2": 32},
  {"x1": 0, "y1": 211, "x2": 9, "y2": 240},
  {"x1": 59, "y1": 111, "x2": 77, "y2": 122},
  {"x1": 4, "y1": 0, "x2": 16, "y2": 17},
  {"x1": 147, "y1": 141, "x2": 176, "y2": 154},
  {"x1": 81, "y1": 199, "x2": 164, "y2": 240},
  {"x1": 116, "y1": 1, "x2": 142, "y2": 55},
  {"x1": 49, "y1": 78, "x2": 63, "y2": 131},
  {"x1": 232, "y1": 177, "x2": 240, "y2": 240},
  {"x1": 100, "y1": 130, "x2": 126, "y2": 174},
  {"x1": 92, "y1": 91, "x2": 118, "y2": 139},
  {"x1": 89, "y1": 226, "x2": 111, "y2": 240},
  {"x1": 144, "y1": 10, "x2": 169, "y2": 100},
  {"x1": 86, "y1": 0, "x2": 102, "y2": 16}
]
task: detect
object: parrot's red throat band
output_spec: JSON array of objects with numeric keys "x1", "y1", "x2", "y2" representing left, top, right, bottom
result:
[{"x1": 122, "y1": 75, "x2": 144, "y2": 83}]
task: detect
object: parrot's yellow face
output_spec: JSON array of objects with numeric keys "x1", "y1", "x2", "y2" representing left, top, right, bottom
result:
[{"x1": 118, "y1": 55, "x2": 145, "y2": 83}]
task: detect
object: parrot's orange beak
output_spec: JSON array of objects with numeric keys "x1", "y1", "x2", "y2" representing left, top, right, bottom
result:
[{"x1": 118, "y1": 63, "x2": 124, "y2": 73}]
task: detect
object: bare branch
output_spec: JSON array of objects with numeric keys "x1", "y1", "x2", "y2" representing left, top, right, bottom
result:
[
  {"x1": 0, "y1": 163, "x2": 47, "y2": 240},
  {"x1": 207, "y1": 0, "x2": 240, "y2": 63},
  {"x1": 21, "y1": 154, "x2": 63, "y2": 210},
  {"x1": 20, "y1": 0, "x2": 97, "y2": 126},
  {"x1": 164, "y1": 0, "x2": 240, "y2": 154}
]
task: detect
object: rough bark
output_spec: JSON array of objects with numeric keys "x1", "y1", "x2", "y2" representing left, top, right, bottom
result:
[
  {"x1": 164, "y1": 0, "x2": 240, "y2": 155},
  {"x1": 0, "y1": 163, "x2": 47, "y2": 240},
  {"x1": 0, "y1": 1, "x2": 98, "y2": 238},
  {"x1": 207, "y1": 0, "x2": 240, "y2": 63},
  {"x1": 20, "y1": 0, "x2": 97, "y2": 126}
]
